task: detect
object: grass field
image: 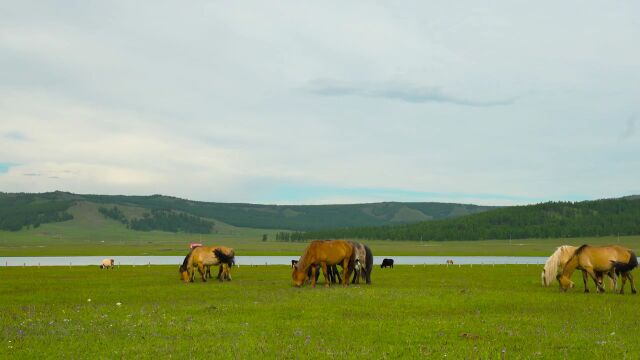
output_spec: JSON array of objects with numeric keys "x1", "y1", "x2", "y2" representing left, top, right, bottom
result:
[{"x1": 1, "y1": 265, "x2": 639, "y2": 359}]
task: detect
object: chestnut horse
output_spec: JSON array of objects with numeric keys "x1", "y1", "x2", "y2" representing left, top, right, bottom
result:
[
  {"x1": 179, "y1": 246, "x2": 235, "y2": 283},
  {"x1": 559, "y1": 245, "x2": 637, "y2": 294},
  {"x1": 292, "y1": 240, "x2": 354, "y2": 287}
]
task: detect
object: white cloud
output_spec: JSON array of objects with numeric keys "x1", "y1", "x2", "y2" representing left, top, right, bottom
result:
[{"x1": 0, "y1": 1, "x2": 639, "y2": 204}]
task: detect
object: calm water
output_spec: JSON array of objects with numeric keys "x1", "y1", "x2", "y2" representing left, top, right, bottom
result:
[{"x1": 0, "y1": 255, "x2": 547, "y2": 267}]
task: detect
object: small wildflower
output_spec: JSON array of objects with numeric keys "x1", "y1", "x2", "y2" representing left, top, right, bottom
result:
[
  {"x1": 87, "y1": 299, "x2": 92, "y2": 302},
  {"x1": 116, "y1": 302, "x2": 122, "y2": 306}
]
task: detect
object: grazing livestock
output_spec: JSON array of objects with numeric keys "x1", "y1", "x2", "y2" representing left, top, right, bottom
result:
[
  {"x1": 291, "y1": 260, "x2": 298, "y2": 268},
  {"x1": 446, "y1": 259, "x2": 454, "y2": 265},
  {"x1": 292, "y1": 240, "x2": 354, "y2": 287},
  {"x1": 100, "y1": 258, "x2": 115, "y2": 269},
  {"x1": 381, "y1": 258, "x2": 394, "y2": 269},
  {"x1": 349, "y1": 242, "x2": 368, "y2": 284},
  {"x1": 542, "y1": 245, "x2": 617, "y2": 292},
  {"x1": 558, "y1": 245, "x2": 637, "y2": 294},
  {"x1": 179, "y1": 246, "x2": 235, "y2": 283}
]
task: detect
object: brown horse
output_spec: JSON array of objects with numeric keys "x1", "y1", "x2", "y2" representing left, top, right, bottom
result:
[
  {"x1": 179, "y1": 246, "x2": 235, "y2": 283},
  {"x1": 559, "y1": 245, "x2": 637, "y2": 294},
  {"x1": 292, "y1": 240, "x2": 354, "y2": 287}
]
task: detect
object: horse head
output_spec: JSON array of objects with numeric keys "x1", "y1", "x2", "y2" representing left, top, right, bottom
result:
[{"x1": 291, "y1": 264, "x2": 306, "y2": 287}]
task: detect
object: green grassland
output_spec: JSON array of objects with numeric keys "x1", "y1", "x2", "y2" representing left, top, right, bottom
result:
[{"x1": 1, "y1": 265, "x2": 639, "y2": 359}]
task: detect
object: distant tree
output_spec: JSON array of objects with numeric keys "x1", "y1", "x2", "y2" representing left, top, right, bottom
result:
[{"x1": 262, "y1": 234, "x2": 268, "y2": 242}]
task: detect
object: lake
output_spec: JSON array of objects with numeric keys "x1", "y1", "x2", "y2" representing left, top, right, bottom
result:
[{"x1": 0, "y1": 255, "x2": 548, "y2": 267}]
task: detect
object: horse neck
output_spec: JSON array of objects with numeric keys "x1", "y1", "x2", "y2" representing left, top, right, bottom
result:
[
  {"x1": 561, "y1": 254, "x2": 579, "y2": 278},
  {"x1": 297, "y1": 252, "x2": 314, "y2": 273}
]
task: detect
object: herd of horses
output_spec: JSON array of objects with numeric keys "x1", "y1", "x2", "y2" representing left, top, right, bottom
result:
[{"x1": 174, "y1": 240, "x2": 638, "y2": 294}]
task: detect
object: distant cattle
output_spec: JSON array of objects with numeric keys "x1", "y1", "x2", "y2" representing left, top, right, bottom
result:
[
  {"x1": 381, "y1": 258, "x2": 394, "y2": 269},
  {"x1": 100, "y1": 258, "x2": 115, "y2": 269},
  {"x1": 291, "y1": 260, "x2": 299, "y2": 268},
  {"x1": 446, "y1": 259, "x2": 454, "y2": 265}
]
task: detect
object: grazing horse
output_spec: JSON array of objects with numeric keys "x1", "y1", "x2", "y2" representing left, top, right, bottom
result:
[
  {"x1": 542, "y1": 245, "x2": 617, "y2": 291},
  {"x1": 558, "y1": 245, "x2": 637, "y2": 294},
  {"x1": 100, "y1": 258, "x2": 115, "y2": 269},
  {"x1": 381, "y1": 258, "x2": 394, "y2": 268},
  {"x1": 349, "y1": 241, "x2": 368, "y2": 284},
  {"x1": 179, "y1": 246, "x2": 235, "y2": 283},
  {"x1": 446, "y1": 259, "x2": 454, "y2": 265},
  {"x1": 292, "y1": 240, "x2": 354, "y2": 287}
]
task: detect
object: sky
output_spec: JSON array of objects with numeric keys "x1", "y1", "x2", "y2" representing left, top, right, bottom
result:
[{"x1": 1, "y1": 1, "x2": 639, "y2": 206}]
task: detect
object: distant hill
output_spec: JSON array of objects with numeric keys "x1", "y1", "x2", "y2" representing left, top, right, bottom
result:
[
  {"x1": 0, "y1": 191, "x2": 497, "y2": 232},
  {"x1": 300, "y1": 197, "x2": 640, "y2": 241}
]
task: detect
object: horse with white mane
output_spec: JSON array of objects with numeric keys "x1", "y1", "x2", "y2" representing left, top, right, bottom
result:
[{"x1": 542, "y1": 245, "x2": 616, "y2": 291}]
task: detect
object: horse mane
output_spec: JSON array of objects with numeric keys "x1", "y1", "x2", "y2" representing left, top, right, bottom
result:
[
  {"x1": 542, "y1": 245, "x2": 577, "y2": 286},
  {"x1": 179, "y1": 249, "x2": 193, "y2": 272}
]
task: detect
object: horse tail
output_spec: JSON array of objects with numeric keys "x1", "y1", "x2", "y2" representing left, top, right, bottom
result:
[
  {"x1": 364, "y1": 244, "x2": 373, "y2": 284},
  {"x1": 214, "y1": 248, "x2": 235, "y2": 266},
  {"x1": 613, "y1": 250, "x2": 638, "y2": 275},
  {"x1": 179, "y1": 250, "x2": 193, "y2": 273}
]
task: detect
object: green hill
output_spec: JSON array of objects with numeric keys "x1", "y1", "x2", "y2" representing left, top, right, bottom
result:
[
  {"x1": 300, "y1": 197, "x2": 640, "y2": 241},
  {"x1": 0, "y1": 191, "x2": 497, "y2": 232}
]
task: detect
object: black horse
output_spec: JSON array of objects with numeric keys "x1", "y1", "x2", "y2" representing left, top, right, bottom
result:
[{"x1": 381, "y1": 258, "x2": 394, "y2": 268}]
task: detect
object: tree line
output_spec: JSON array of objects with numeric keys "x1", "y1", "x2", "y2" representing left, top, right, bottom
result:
[
  {"x1": 0, "y1": 193, "x2": 73, "y2": 231},
  {"x1": 99, "y1": 206, "x2": 214, "y2": 234},
  {"x1": 291, "y1": 199, "x2": 640, "y2": 242}
]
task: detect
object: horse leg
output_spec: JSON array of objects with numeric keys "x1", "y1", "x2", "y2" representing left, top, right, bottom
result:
[
  {"x1": 310, "y1": 265, "x2": 318, "y2": 288},
  {"x1": 217, "y1": 265, "x2": 223, "y2": 281},
  {"x1": 627, "y1": 272, "x2": 637, "y2": 294},
  {"x1": 321, "y1": 263, "x2": 330, "y2": 288},
  {"x1": 619, "y1": 272, "x2": 628, "y2": 294},
  {"x1": 607, "y1": 270, "x2": 617, "y2": 291},
  {"x1": 225, "y1": 264, "x2": 232, "y2": 281},
  {"x1": 189, "y1": 267, "x2": 195, "y2": 282},
  {"x1": 342, "y1": 258, "x2": 350, "y2": 287},
  {"x1": 198, "y1": 264, "x2": 206, "y2": 282},
  {"x1": 584, "y1": 268, "x2": 604, "y2": 293},
  {"x1": 581, "y1": 270, "x2": 589, "y2": 293},
  {"x1": 334, "y1": 265, "x2": 342, "y2": 284}
]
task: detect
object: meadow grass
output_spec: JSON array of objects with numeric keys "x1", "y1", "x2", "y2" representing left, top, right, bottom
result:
[{"x1": 1, "y1": 265, "x2": 639, "y2": 359}]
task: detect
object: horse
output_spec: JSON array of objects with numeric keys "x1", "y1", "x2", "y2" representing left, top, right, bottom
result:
[
  {"x1": 349, "y1": 241, "x2": 368, "y2": 284},
  {"x1": 558, "y1": 245, "x2": 638, "y2": 294},
  {"x1": 381, "y1": 258, "x2": 394, "y2": 268},
  {"x1": 446, "y1": 259, "x2": 454, "y2": 265},
  {"x1": 542, "y1": 245, "x2": 617, "y2": 291},
  {"x1": 292, "y1": 240, "x2": 354, "y2": 287},
  {"x1": 100, "y1": 258, "x2": 115, "y2": 269},
  {"x1": 179, "y1": 246, "x2": 235, "y2": 283}
]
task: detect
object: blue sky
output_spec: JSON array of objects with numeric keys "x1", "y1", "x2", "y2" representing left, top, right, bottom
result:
[{"x1": 1, "y1": 1, "x2": 639, "y2": 205}]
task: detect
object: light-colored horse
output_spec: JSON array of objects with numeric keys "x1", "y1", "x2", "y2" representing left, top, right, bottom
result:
[
  {"x1": 179, "y1": 246, "x2": 235, "y2": 283},
  {"x1": 541, "y1": 245, "x2": 617, "y2": 291},
  {"x1": 350, "y1": 241, "x2": 367, "y2": 284},
  {"x1": 100, "y1": 258, "x2": 115, "y2": 269},
  {"x1": 558, "y1": 245, "x2": 637, "y2": 294}
]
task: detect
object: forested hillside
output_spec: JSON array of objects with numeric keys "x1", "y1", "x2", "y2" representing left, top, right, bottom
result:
[
  {"x1": 298, "y1": 198, "x2": 640, "y2": 241},
  {"x1": 0, "y1": 192, "x2": 496, "y2": 231}
]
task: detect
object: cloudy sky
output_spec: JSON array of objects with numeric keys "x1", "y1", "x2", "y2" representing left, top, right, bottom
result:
[{"x1": 1, "y1": 1, "x2": 639, "y2": 205}]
